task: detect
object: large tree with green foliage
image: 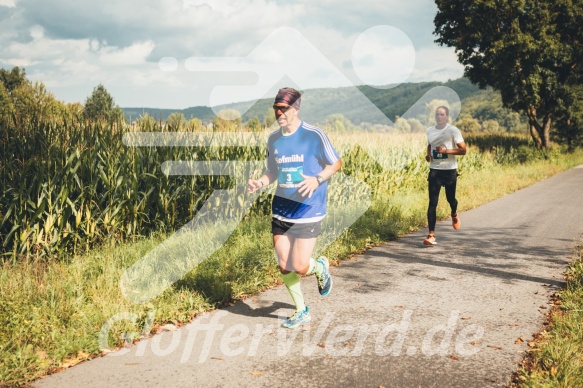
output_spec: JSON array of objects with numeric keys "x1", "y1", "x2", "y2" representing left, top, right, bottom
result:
[
  {"x1": 0, "y1": 67, "x2": 67, "y2": 129},
  {"x1": 83, "y1": 84, "x2": 123, "y2": 123},
  {"x1": 0, "y1": 66, "x2": 28, "y2": 93},
  {"x1": 555, "y1": 85, "x2": 583, "y2": 150},
  {"x1": 0, "y1": 67, "x2": 27, "y2": 128},
  {"x1": 434, "y1": 0, "x2": 582, "y2": 149}
]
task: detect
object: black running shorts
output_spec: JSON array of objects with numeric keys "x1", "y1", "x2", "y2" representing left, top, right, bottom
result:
[{"x1": 271, "y1": 218, "x2": 322, "y2": 238}]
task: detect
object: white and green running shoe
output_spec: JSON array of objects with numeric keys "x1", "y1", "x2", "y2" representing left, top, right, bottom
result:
[
  {"x1": 282, "y1": 306, "x2": 311, "y2": 329},
  {"x1": 315, "y1": 257, "x2": 332, "y2": 296}
]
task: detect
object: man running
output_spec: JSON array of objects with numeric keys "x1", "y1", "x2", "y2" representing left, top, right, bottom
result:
[
  {"x1": 247, "y1": 87, "x2": 342, "y2": 328},
  {"x1": 423, "y1": 106, "x2": 466, "y2": 245}
]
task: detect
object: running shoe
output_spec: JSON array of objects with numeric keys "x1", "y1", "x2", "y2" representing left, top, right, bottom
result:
[
  {"x1": 282, "y1": 306, "x2": 311, "y2": 329},
  {"x1": 452, "y1": 214, "x2": 460, "y2": 230},
  {"x1": 315, "y1": 256, "x2": 332, "y2": 296},
  {"x1": 423, "y1": 234, "x2": 437, "y2": 245}
]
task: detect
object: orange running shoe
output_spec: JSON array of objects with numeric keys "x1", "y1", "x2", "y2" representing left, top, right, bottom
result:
[
  {"x1": 452, "y1": 214, "x2": 460, "y2": 230},
  {"x1": 423, "y1": 234, "x2": 437, "y2": 245}
]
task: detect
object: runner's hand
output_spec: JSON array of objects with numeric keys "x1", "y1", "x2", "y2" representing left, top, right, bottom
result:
[
  {"x1": 298, "y1": 174, "x2": 319, "y2": 198},
  {"x1": 247, "y1": 179, "x2": 262, "y2": 194}
]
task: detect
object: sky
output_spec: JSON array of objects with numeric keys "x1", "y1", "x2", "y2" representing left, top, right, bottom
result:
[{"x1": 0, "y1": 0, "x2": 465, "y2": 109}]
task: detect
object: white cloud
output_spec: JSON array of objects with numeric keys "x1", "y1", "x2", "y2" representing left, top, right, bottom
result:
[
  {"x1": 182, "y1": 0, "x2": 249, "y2": 16},
  {"x1": 409, "y1": 46, "x2": 464, "y2": 82},
  {"x1": 2, "y1": 58, "x2": 38, "y2": 67},
  {"x1": 131, "y1": 67, "x2": 184, "y2": 88},
  {"x1": 36, "y1": 60, "x2": 101, "y2": 88},
  {"x1": 351, "y1": 26, "x2": 416, "y2": 87},
  {"x1": 99, "y1": 41, "x2": 155, "y2": 66},
  {"x1": 159, "y1": 57, "x2": 179, "y2": 72},
  {"x1": 6, "y1": 37, "x2": 91, "y2": 63},
  {"x1": 0, "y1": 0, "x2": 465, "y2": 108},
  {"x1": 0, "y1": 0, "x2": 16, "y2": 7},
  {"x1": 29, "y1": 24, "x2": 43, "y2": 39}
]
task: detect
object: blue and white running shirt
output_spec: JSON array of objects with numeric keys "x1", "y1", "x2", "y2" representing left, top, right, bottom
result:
[{"x1": 266, "y1": 121, "x2": 340, "y2": 223}]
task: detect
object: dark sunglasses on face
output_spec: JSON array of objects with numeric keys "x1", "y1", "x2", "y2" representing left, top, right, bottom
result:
[{"x1": 273, "y1": 105, "x2": 292, "y2": 114}]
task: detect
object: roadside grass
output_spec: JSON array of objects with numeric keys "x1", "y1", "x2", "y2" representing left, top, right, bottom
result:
[
  {"x1": 511, "y1": 240, "x2": 583, "y2": 387},
  {"x1": 1, "y1": 145, "x2": 583, "y2": 386}
]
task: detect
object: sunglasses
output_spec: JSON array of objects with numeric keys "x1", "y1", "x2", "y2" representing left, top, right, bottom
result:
[{"x1": 273, "y1": 105, "x2": 293, "y2": 114}]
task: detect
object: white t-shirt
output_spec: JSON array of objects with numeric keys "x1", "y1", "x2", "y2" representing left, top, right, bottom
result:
[{"x1": 426, "y1": 124, "x2": 464, "y2": 170}]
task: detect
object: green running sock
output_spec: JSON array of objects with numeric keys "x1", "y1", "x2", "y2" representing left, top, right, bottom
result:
[{"x1": 282, "y1": 271, "x2": 305, "y2": 312}]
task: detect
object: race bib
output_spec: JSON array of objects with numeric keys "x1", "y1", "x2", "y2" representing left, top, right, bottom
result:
[
  {"x1": 279, "y1": 166, "x2": 304, "y2": 188},
  {"x1": 432, "y1": 150, "x2": 449, "y2": 160}
]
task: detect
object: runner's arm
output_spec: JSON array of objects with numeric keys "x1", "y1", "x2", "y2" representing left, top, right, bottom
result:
[
  {"x1": 247, "y1": 172, "x2": 276, "y2": 194},
  {"x1": 425, "y1": 144, "x2": 432, "y2": 162},
  {"x1": 436, "y1": 141, "x2": 466, "y2": 156}
]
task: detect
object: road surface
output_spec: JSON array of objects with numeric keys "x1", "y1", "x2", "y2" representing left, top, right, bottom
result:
[{"x1": 33, "y1": 165, "x2": 583, "y2": 388}]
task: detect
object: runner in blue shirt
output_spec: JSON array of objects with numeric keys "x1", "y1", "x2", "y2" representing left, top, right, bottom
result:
[{"x1": 247, "y1": 87, "x2": 342, "y2": 328}]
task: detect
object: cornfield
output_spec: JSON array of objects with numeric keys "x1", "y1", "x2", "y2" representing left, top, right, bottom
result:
[
  {"x1": 1, "y1": 116, "x2": 257, "y2": 259},
  {"x1": 1, "y1": 114, "x2": 538, "y2": 262}
]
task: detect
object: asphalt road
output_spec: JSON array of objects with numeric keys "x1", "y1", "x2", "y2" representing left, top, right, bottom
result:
[{"x1": 33, "y1": 165, "x2": 583, "y2": 388}]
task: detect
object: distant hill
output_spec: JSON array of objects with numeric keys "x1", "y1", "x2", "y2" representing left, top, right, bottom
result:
[{"x1": 122, "y1": 78, "x2": 492, "y2": 126}]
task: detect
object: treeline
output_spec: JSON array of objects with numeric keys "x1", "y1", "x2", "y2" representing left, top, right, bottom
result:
[
  {"x1": 126, "y1": 79, "x2": 465, "y2": 125},
  {"x1": 129, "y1": 77, "x2": 537, "y2": 136},
  {"x1": 124, "y1": 78, "x2": 579, "y2": 139}
]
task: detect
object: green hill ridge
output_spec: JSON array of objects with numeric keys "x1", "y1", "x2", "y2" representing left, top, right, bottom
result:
[{"x1": 122, "y1": 78, "x2": 526, "y2": 131}]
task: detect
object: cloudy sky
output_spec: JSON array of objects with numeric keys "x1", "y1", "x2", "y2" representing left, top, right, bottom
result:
[{"x1": 0, "y1": 0, "x2": 464, "y2": 109}]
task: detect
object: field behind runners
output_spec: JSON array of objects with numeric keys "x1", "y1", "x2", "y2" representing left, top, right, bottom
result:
[{"x1": 2, "y1": 124, "x2": 583, "y2": 386}]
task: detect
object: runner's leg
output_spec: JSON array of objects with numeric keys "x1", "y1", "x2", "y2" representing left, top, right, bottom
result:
[
  {"x1": 290, "y1": 237, "x2": 317, "y2": 275},
  {"x1": 444, "y1": 170, "x2": 458, "y2": 216},
  {"x1": 427, "y1": 170, "x2": 441, "y2": 233},
  {"x1": 274, "y1": 234, "x2": 306, "y2": 313}
]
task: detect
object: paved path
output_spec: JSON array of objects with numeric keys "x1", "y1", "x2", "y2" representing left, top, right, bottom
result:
[{"x1": 34, "y1": 166, "x2": 583, "y2": 388}]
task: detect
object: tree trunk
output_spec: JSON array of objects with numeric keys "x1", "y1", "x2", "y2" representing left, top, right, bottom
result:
[
  {"x1": 527, "y1": 107, "x2": 542, "y2": 148},
  {"x1": 541, "y1": 114, "x2": 552, "y2": 149},
  {"x1": 529, "y1": 124, "x2": 542, "y2": 148}
]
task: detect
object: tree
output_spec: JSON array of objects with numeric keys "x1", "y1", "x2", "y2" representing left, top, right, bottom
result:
[
  {"x1": 454, "y1": 115, "x2": 481, "y2": 133},
  {"x1": 166, "y1": 112, "x2": 186, "y2": 131},
  {"x1": 434, "y1": 0, "x2": 581, "y2": 149},
  {"x1": 482, "y1": 119, "x2": 500, "y2": 133},
  {"x1": 0, "y1": 67, "x2": 69, "y2": 130},
  {"x1": 504, "y1": 112, "x2": 526, "y2": 133},
  {"x1": 0, "y1": 82, "x2": 14, "y2": 128},
  {"x1": 322, "y1": 114, "x2": 355, "y2": 133},
  {"x1": 213, "y1": 109, "x2": 242, "y2": 131},
  {"x1": 188, "y1": 117, "x2": 203, "y2": 131},
  {"x1": 407, "y1": 118, "x2": 425, "y2": 132},
  {"x1": 554, "y1": 85, "x2": 583, "y2": 150},
  {"x1": 136, "y1": 113, "x2": 158, "y2": 131},
  {"x1": 263, "y1": 107, "x2": 276, "y2": 128},
  {"x1": 0, "y1": 66, "x2": 27, "y2": 93},
  {"x1": 83, "y1": 84, "x2": 123, "y2": 122},
  {"x1": 553, "y1": 1, "x2": 583, "y2": 146},
  {"x1": 246, "y1": 117, "x2": 261, "y2": 131},
  {"x1": 394, "y1": 117, "x2": 412, "y2": 133}
]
